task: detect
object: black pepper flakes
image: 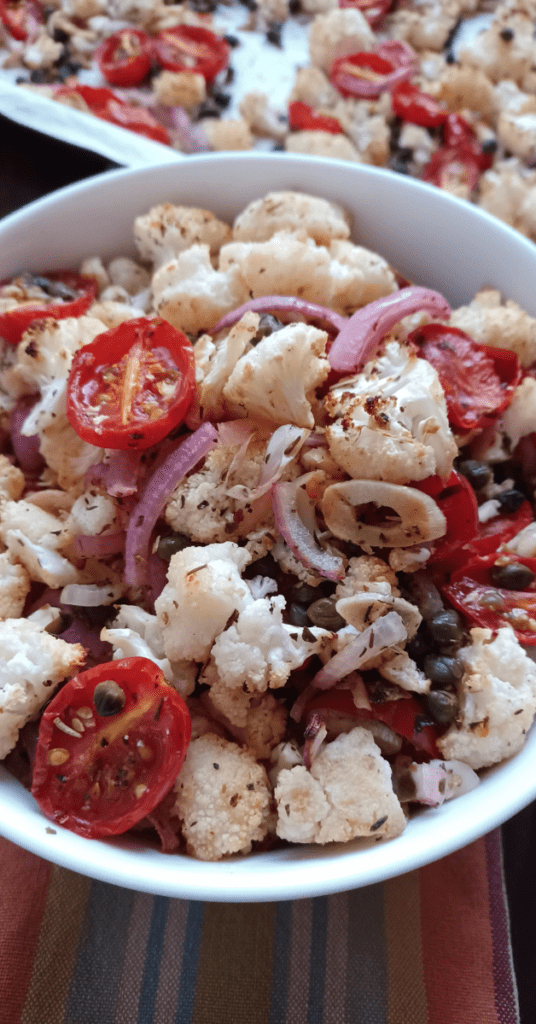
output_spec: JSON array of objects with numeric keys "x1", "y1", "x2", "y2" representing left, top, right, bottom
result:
[{"x1": 370, "y1": 816, "x2": 388, "y2": 831}]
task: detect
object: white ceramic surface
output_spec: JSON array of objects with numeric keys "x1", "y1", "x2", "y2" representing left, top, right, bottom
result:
[{"x1": 1, "y1": 153, "x2": 536, "y2": 902}]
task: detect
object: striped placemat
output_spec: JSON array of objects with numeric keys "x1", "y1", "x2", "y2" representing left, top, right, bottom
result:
[{"x1": 0, "y1": 830, "x2": 518, "y2": 1024}]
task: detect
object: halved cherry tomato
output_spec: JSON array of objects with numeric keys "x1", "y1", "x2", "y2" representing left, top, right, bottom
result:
[
  {"x1": 329, "y1": 51, "x2": 394, "y2": 98},
  {"x1": 287, "y1": 100, "x2": 343, "y2": 134},
  {"x1": 444, "y1": 553, "x2": 536, "y2": 645},
  {"x1": 152, "y1": 25, "x2": 229, "y2": 83},
  {"x1": 443, "y1": 112, "x2": 476, "y2": 148},
  {"x1": 31, "y1": 657, "x2": 191, "y2": 838},
  {"x1": 54, "y1": 84, "x2": 170, "y2": 146},
  {"x1": 409, "y1": 323, "x2": 521, "y2": 433},
  {"x1": 97, "y1": 28, "x2": 152, "y2": 87},
  {"x1": 0, "y1": 270, "x2": 96, "y2": 346},
  {"x1": 306, "y1": 690, "x2": 440, "y2": 758},
  {"x1": 391, "y1": 81, "x2": 447, "y2": 128},
  {"x1": 67, "y1": 317, "x2": 196, "y2": 451},
  {"x1": 0, "y1": 0, "x2": 42, "y2": 41},
  {"x1": 465, "y1": 499, "x2": 533, "y2": 558},
  {"x1": 338, "y1": 0, "x2": 392, "y2": 29},
  {"x1": 423, "y1": 144, "x2": 482, "y2": 193},
  {"x1": 414, "y1": 470, "x2": 479, "y2": 571}
]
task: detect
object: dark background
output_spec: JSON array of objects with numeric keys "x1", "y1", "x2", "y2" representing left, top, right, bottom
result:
[{"x1": 1, "y1": 111, "x2": 535, "y2": 1023}]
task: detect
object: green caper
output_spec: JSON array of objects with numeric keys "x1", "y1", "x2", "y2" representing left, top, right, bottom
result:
[
  {"x1": 427, "y1": 609, "x2": 464, "y2": 646},
  {"x1": 306, "y1": 597, "x2": 346, "y2": 631},
  {"x1": 291, "y1": 583, "x2": 320, "y2": 605},
  {"x1": 424, "y1": 654, "x2": 464, "y2": 687},
  {"x1": 93, "y1": 680, "x2": 126, "y2": 717},
  {"x1": 457, "y1": 459, "x2": 493, "y2": 491},
  {"x1": 289, "y1": 602, "x2": 310, "y2": 627},
  {"x1": 424, "y1": 689, "x2": 459, "y2": 725},
  {"x1": 490, "y1": 562, "x2": 536, "y2": 591},
  {"x1": 157, "y1": 532, "x2": 191, "y2": 562},
  {"x1": 496, "y1": 489, "x2": 525, "y2": 512}
]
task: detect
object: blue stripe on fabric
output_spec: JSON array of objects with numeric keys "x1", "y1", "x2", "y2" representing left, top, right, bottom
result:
[
  {"x1": 269, "y1": 901, "x2": 293, "y2": 1024},
  {"x1": 307, "y1": 896, "x2": 328, "y2": 1024},
  {"x1": 137, "y1": 896, "x2": 169, "y2": 1024},
  {"x1": 64, "y1": 879, "x2": 135, "y2": 1024},
  {"x1": 174, "y1": 900, "x2": 205, "y2": 1024},
  {"x1": 346, "y1": 884, "x2": 388, "y2": 1024}
]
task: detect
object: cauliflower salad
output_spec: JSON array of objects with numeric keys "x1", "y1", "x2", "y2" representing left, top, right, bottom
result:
[{"x1": 2, "y1": 188, "x2": 536, "y2": 862}]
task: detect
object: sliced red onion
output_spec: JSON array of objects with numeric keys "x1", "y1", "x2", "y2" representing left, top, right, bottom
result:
[
  {"x1": 149, "y1": 104, "x2": 210, "y2": 153},
  {"x1": 58, "y1": 620, "x2": 114, "y2": 665},
  {"x1": 408, "y1": 762, "x2": 447, "y2": 806},
  {"x1": 272, "y1": 477, "x2": 345, "y2": 582},
  {"x1": 10, "y1": 399, "x2": 44, "y2": 475},
  {"x1": 60, "y1": 582, "x2": 123, "y2": 607},
  {"x1": 303, "y1": 714, "x2": 328, "y2": 770},
  {"x1": 328, "y1": 286, "x2": 452, "y2": 374},
  {"x1": 148, "y1": 552, "x2": 168, "y2": 607},
  {"x1": 313, "y1": 611, "x2": 407, "y2": 689},
  {"x1": 218, "y1": 419, "x2": 256, "y2": 447},
  {"x1": 125, "y1": 422, "x2": 218, "y2": 588},
  {"x1": 73, "y1": 532, "x2": 125, "y2": 558},
  {"x1": 431, "y1": 759, "x2": 480, "y2": 800},
  {"x1": 334, "y1": 61, "x2": 414, "y2": 99},
  {"x1": 85, "y1": 450, "x2": 143, "y2": 498},
  {"x1": 211, "y1": 296, "x2": 347, "y2": 336},
  {"x1": 302, "y1": 432, "x2": 328, "y2": 449}
]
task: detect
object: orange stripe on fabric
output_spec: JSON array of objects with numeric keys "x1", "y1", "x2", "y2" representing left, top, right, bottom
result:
[
  {"x1": 20, "y1": 864, "x2": 91, "y2": 1024},
  {"x1": 191, "y1": 902, "x2": 276, "y2": 1024},
  {"x1": 384, "y1": 870, "x2": 428, "y2": 1024},
  {"x1": 114, "y1": 891, "x2": 154, "y2": 1024},
  {"x1": 286, "y1": 899, "x2": 312, "y2": 1024},
  {"x1": 420, "y1": 837, "x2": 499, "y2": 1024},
  {"x1": 324, "y1": 892, "x2": 349, "y2": 1024},
  {"x1": 152, "y1": 899, "x2": 190, "y2": 1023},
  {"x1": 0, "y1": 839, "x2": 51, "y2": 1024}
]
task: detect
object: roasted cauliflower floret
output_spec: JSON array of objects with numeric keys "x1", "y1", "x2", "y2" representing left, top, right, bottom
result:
[
  {"x1": 219, "y1": 231, "x2": 335, "y2": 307},
  {"x1": 173, "y1": 733, "x2": 272, "y2": 860},
  {"x1": 0, "y1": 619, "x2": 85, "y2": 759},
  {"x1": 308, "y1": 8, "x2": 375, "y2": 72},
  {"x1": 232, "y1": 191, "x2": 351, "y2": 246},
  {"x1": 275, "y1": 727, "x2": 406, "y2": 844},
  {"x1": 450, "y1": 289, "x2": 536, "y2": 367},
  {"x1": 0, "y1": 553, "x2": 30, "y2": 620},
  {"x1": 324, "y1": 341, "x2": 456, "y2": 483},
  {"x1": 203, "y1": 666, "x2": 287, "y2": 759},
  {"x1": 437, "y1": 627, "x2": 536, "y2": 769},
  {"x1": 195, "y1": 312, "x2": 259, "y2": 422},
  {"x1": 0, "y1": 455, "x2": 24, "y2": 504},
  {"x1": 151, "y1": 245, "x2": 248, "y2": 335},
  {"x1": 223, "y1": 322, "x2": 329, "y2": 429},
  {"x1": 133, "y1": 203, "x2": 231, "y2": 267}
]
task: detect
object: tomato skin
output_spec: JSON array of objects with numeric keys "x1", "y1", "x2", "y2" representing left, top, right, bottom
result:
[
  {"x1": 0, "y1": 271, "x2": 96, "y2": 345},
  {"x1": 54, "y1": 84, "x2": 170, "y2": 146},
  {"x1": 306, "y1": 691, "x2": 440, "y2": 758},
  {"x1": 337, "y1": 0, "x2": 392, "y2": 28},
  {"x1": 152, "y1": 25, "x2": 229, "y2": 83},
  {"x1": 288, "y1": 100, "x2": 343, "y2": 134},
  {"x1": 465, "y1": 500, "x2": 533, "y2": 558},
  {"x1": 66, "y1": 316, "x2": 196, "y2": 451},
  {"x1": 444, "y1": 554, "x2": 536, "y2": 645},
  {"x1": 31, "y1": 658, "x2": 191, "y2": 839},
  {"x1": 423, "y1": 144, "x2": 482, "y2": 193},
  {"x1": 414, "y1": 471, "x2": 479, "y2": 570},
  {"x1": 391, "y1": 81, "x2": 447, "y2": 128},
  {"x1": 97, "y1": 29, "x2": 152, "y2": 87},
  {"x1": 409, "y1": 323, "x2": 521, "y2": 433},
  {"x1": 0, "y1": 0, "x2": 42, "y2": 40}
]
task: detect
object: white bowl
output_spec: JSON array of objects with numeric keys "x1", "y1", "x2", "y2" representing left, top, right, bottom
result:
[{"x1": 1, "y1": 153, "x2": 536, "y2": 902}]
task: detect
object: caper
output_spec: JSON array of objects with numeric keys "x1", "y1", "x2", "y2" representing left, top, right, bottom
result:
[
  {"x1": 490, "y1": 562, "x2": 536, "y2": 591},
  {"x1": 253, "y1": 313, "x2": 284, "y2": 342},
  {"x1": 457, "y1": 459, "x2": 492, "y2": 491},
  {"x1": 497, "y1": 489, "x2": 526, "y2": 513},
  {"x1": 289, "y1": 602, "x2": 310, "y2": 627},
  {"x1": 291, "y1": 583, "x2": 319, "y2": 605},
  {"x1": 424, "y1": 689, "x2": 459, "y2": 725},
  {"x1": 427, "y1": 609, "x2": 464, "y2": 646},
  {"x1": 157, "y1": 532, "x2": 191, "y2": 562},
  {"x1": 306, "y1": 597, "x2": 345, "y2": 631},
  {"x1": 406, "y1": 630, "x2": 432, "y2": 666},
  {"x1": 424, "y1": 654, "x2": 464, "y2": 687},
  {"x1": 93, "y1": 680, "x2": 126, "y2": 717}
]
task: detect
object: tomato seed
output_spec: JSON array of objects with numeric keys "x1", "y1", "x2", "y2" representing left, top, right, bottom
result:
[
  {"x1": 134, "y1": 784, "x2": 147, "y2": 798},
  {"x1": 70, "y1": 717, "x2": 85, "y2": 733},
  {"x1": 48, "y1": 748, "x2": 70, "y2": 765}
]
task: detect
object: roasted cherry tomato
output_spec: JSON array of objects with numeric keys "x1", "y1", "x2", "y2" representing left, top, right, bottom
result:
[
  {"x1": 414, "y1": 470, "x2": 479, "y2": 571},
  {"x1": 67, "y1": 316, "x2": 196, "y2": 451},
  {"x1": 288, "y1": 100, "x2": 343, "y2": 134},
  {"x1": 465, "y1": 499, "x2": 533, "y2": 558},
  {"x1": 423, "y1": 144, "x2": 482, "y2": 193},
  {"x1": 338, "y1": 0, "x2": 392, "y2": 29},
  {"x1": 329, "y1": 51, "x2": 394, "y2": 98},
  {"x1": 391, "y1": 81, "x2": 447, "y2": 128},
  {"x1": 97, "y1": 28, "x2": 152, "y2": 87},
  {"x1": 306, "y1": 690, "x2": 440, "y2": 758},
  {"x1": 54, "y1": 84, "x2": 170, "y2": 146},
  {"x1": 152, "y1": 25, "x2": 229, "y2": 83},
  {"x1": 444, "y1": 554, "x2": 536, "y2": 645},
  {"x1": 0, "y1": 270, "x2": 96, "y2": 345},
  {"x1": 409, "y1": 323, "x2": 521, "y2": 433},
  {"x1": 31, "y1": 657, "x2": 191, "y2": 838},
  {"x1": 443, "y1": 112, "x2": 476, "y2": 148},
  {"x1": 0, "y1": 0, "x2": 42, "y2": 40}
]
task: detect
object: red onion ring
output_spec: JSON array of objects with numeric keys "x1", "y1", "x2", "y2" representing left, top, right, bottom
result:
[
  {"x1": 272, "y1": 478, "x2": 345, "y2": 581},
  {"x1": 125, "y1": 422, "x2": 218, "y2": 588},
  {"x1": 86, "y1": 450, "x2": 143, "y2": 498},
  {"x1": 73, "y1": 532, "x2": 125, "y2": 558},
  {"x1": 149, "y1": 104, "x2": 210, "y2": 153},
  {"x1": 313, "y1": 611, "x2": 407, "y2": 689},
  {"x1": 333, "y1": 61, "x2": 414, "y2": 99},
  {"x1": 328, "y1": 286, "x2": 452, "y2": 374},
  {"x1": 211, "y1": 297, "x2": 347, "y2": 336},
  {"x1": 10, "y1": 398, "x2": 44, "y2": 475}
]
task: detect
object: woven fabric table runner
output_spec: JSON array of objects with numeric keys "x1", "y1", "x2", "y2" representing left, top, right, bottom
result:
[{"x1": 0, "y1": 829, "x2": 518, "y2": 1024}]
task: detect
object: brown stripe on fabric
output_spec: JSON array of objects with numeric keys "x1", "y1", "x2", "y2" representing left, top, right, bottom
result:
[
  {"x1": 152, "y1": 899, "x2": 190, "y2": 1023},
  {"x1": 285, "y1": 898, "x2": 312, "y2": 1024},
  {"x1": 114, "y1": 891, "x2": 155, "y2": 1024},
  {"x1": 324, "y1": 892, "x2": 349, "y2": 1024},
  {"x1": 0, "y1": 840, "x2": 51, "y2": 1024},
  {"x1": 384, "y1": 870, "x2": 428, "y2": 1024},
  {"x1": 20, "y1": 865, "x2": 91, "y2": 1024},
  {"x1": 191, "y1": 902, "x2": 276, "y2": 1024}
]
